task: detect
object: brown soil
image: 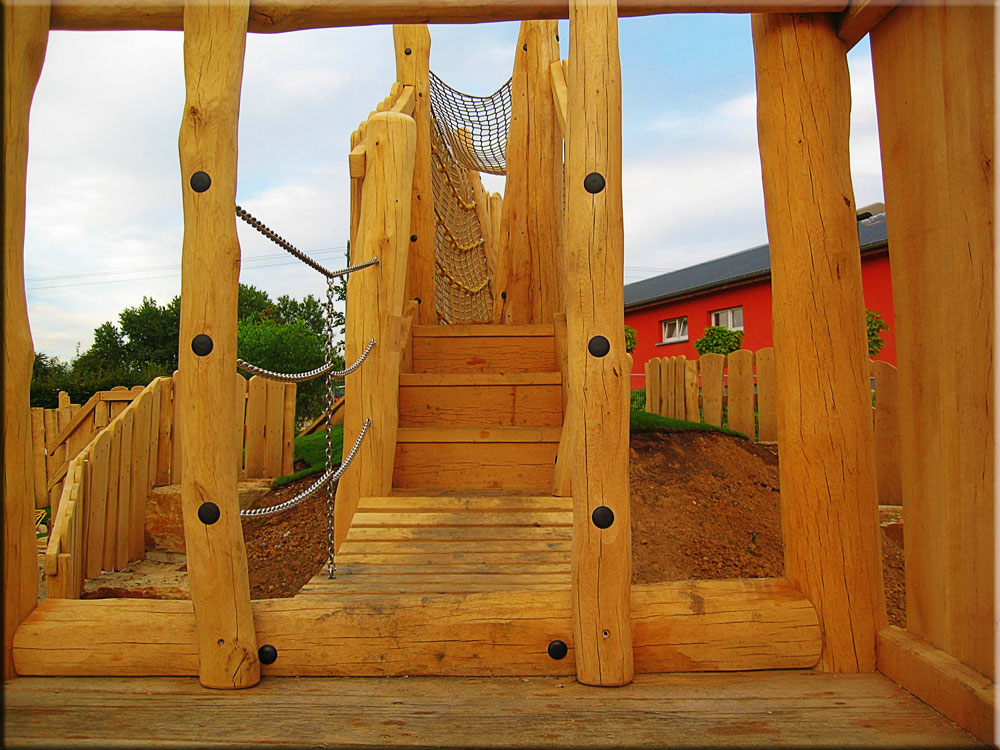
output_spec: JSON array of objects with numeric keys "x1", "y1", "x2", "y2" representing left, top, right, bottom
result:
[{"x1": 83, "y1": 429, "x2": 906, "y2": 627}]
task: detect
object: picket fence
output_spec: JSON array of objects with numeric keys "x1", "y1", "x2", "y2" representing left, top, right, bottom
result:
[{"x1": 644, "y1": 348, "x2": 901, "y2": 506}]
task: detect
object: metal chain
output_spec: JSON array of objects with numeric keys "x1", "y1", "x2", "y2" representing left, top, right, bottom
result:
[
  {"x1": 235, "y1": 338, "x2": 375, "y2": 383},
  {"x1": 235, "y1": 205, "x2": 379, "y2": 280},
  {"x1": 239, "y1": 420, "x2": 370, "y2": 518},
  {"x1": 324, "y1": 274, "x2": 338, "y2": 578}
]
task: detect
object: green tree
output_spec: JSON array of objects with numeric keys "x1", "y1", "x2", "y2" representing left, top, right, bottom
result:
[
  {"x1": 624, "y1": 325, "x2": 637, "y2": 354},
  {"x1": 118, "y1": 295, "x2": 181, "y2": 371},
  {"x1": 866, "y1": 309, "x2": 889, "y2": 358},
  {"x1": 694, "y1": 326, "x2": 744, "y2": 356},
  {"x1": 275, "y1": 293, "x2": 327, "y2": 339},
  {"x1": 238, "y1": 284, "x2": 275, "y2": 323}
]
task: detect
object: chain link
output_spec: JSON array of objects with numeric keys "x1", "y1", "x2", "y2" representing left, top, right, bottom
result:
[
  {"x1": 235, "y1": 338, "x2": 375, "y2": 383},
  {"x1": 235, "y1": 205, "x2": 379, "y2": 280},
  {"x1": 324, "y1": 274, "x2": 338, "y2": 578}
]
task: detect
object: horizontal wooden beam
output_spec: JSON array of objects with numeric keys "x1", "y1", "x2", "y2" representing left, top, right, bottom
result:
[
  {"x1": 877, "y1": 626, "x2": 995, "y2": 744},
  {"x1": 48, "y1": 0, "x2": 851, "y2": 31},
  {"x1": 12, "y1": 578, "x2": 819, "y2": 677},
  {"x1": 836, "y1": 0, "x2": 897, "y2": 49}
]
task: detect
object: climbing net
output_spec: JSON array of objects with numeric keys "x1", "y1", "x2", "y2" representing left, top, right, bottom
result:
[
  {"x1": 427, "y1": 71, "x2": 512, "y2": 324},
  {"x1": 234, "y1": 204, "x2": 376, "y2": 579}
]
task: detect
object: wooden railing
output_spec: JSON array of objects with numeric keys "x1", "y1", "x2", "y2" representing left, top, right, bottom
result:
[
  {"x1": 334, "y1": 78, "x2": 417, "y2": 548},
  {"x1": 644, "y1": 348, "x2": 901, "y2": 506},
  {"x1": 30, "y1": 386, "x2": 143, "y2": 514}
]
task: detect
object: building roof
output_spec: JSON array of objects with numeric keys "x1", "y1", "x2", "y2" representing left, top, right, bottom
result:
[{"x1": 624, "y1": 212, "x2": 889, "y2": 309}]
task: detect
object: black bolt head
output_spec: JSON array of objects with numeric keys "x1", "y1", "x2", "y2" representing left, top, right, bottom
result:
[
  {"x1": 592, "y1": 505, "x2": 614, "y2": 529},
  {"x1": 410, "y1": 234, "x2": 418, "y2": 242},
  {"x1": 587, "y1": 335, "x2": 610, "y2": 358},
  {"x1": 583, "y1": 172, "x2": 606, "y2": 194},
  {"x1": 197, "y1": 501, "x2": 220, "y2": 525},
  {"x1": 258, "y1": 644, "x2": 278, "y2": 665},
  {"x1": 191, "y1": 334, "x2": 213, "y2": 357},
  {"x1": 522, "y1": 44, "x2": 528, "y2": 50},
  {"x1": 500, "y1": 291, "x2": 507, "y2": 300},
  {"x1": 404, "y1": 47, "x2": 412, "y2": 55},
  {"x1": 547, "y1": 640, "x2": 568, "y2": 660},
  {"x1": 189, "y1": 171, "x2": 212, "y2": 193}
]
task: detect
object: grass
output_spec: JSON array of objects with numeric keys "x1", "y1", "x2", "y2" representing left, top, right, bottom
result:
[
  {"x1": 271, "y1": 424, "x2": 344, "y2": 487},
  {"x1": 629, "y1": 409, "x2": 748, "y2": 440}
]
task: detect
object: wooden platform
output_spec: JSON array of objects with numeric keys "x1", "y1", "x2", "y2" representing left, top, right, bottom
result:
[{"x1": 2, "y1": 671, "x2": 985, "y2": 748}]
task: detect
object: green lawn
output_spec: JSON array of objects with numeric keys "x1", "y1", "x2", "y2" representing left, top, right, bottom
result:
[{"x1": 629, "y1": 409, "x2": 748, "y2": 439}]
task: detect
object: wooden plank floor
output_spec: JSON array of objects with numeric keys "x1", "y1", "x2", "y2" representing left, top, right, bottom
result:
[
  {"x1": 3, "y1": 671, "x2": 985, "y2": 748},
  {"x1": 303, "y1": 495, "x2": 573, "y2": 596}
]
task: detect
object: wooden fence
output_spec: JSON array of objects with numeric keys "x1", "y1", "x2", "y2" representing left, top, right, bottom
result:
[{"x1": 644, "y1": 348, "x2": 901, "y2": 506}]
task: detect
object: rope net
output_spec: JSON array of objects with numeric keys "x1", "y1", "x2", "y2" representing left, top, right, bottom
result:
[{"x1": 427, "y1": 71, "x2": 512, "y2": 323}]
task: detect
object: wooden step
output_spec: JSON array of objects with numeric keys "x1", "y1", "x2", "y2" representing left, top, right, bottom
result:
[
  {"x1": 396, "y1": 427, "x2": 561, "y2": 443},
  {"x1": 393, "y1": 441, "x2": 558, "y2": 493},
  {"x1": 411, "y1": 324, "x2": 557, "y2": 374},
  {"x1": 398, "y1": 374, "x2": 562, "y2": 428}
]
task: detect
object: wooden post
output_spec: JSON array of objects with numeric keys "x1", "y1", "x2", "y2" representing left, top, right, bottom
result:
[
  {"x1": 494, "y1": 20, "x2": 563, "y2": 324},
  {"x1": 3, "y1": 0, "x2": 49, "y2": 680},
  {"x1": 871, "y1": 3, "x2": 994, "y2": 680},
  {"x1": 565, "y1": 0, "x2": 632, "y2": 686},
  {"x1": 335, "y1": 112, "x2": 417, "y2": 548},
  {"x1": 176, "y1": 0, "x2": 259, "y2": 689},
  {"x1": 753, "y1": 12, "x2": 885, "y2": 672},
  {"x1": 393, "y1": 25, "x2": 435, "y2": 325}
]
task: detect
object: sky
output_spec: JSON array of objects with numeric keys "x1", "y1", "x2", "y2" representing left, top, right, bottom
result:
[{"x1": 23, "y1": 16, "x2": 882, "y2": 362}]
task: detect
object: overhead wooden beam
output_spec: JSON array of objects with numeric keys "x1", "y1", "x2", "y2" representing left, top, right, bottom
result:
[
  {"x1": 12, "y1": 579, "x2": 820, "y2": 676},
  {"x1": 176, "y1": 0, "x2": 259, "y2": 690},
  {"x1": 836, "y1": 0, "x2": 898, "y2": 49},
  {"x1": 48, "y1": 0, "x2": 851, "y2": 31},
  {"x1": 3, "y1": 0, "x2": 49, "y2": 681},
  {"x1": 753, "y1": 12, "x2": 886, "y2": 672}
]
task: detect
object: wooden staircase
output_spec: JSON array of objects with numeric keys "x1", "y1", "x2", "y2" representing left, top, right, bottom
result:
[{"x1": 302, "y1": 324, "x2": 571, "y2": 596}]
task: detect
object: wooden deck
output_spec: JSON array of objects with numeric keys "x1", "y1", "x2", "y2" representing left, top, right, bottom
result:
[
  {"x1": 303, "y1": 494, "x2": 573, "y2": 595},
  {"x1": 3, "y1": 670, "x2": 985, "y2": 748}
]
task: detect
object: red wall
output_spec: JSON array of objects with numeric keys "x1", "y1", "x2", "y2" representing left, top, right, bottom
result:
[{"x1": 626, "y1": 249, "x2": 896, "y2": 389}]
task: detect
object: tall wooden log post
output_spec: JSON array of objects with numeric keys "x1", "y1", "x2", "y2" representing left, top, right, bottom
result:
[
  {"x1": 494, "y1": 20, "x2": 564, "y2": 324},
  {"x1": 394, "y1": 25, "x2": 435, "y2": 324},
  {"x1": 871, "y1": 5, "x2": 994, "y2": 680},
  {"x1": 753, "y1": 12, "x2": 886, "y2": 673},
  {"x1": 335, "y1": 112, "x2": 417, "y2": 548},
  {"x1": 3, "y1": 0, "x2": 49, "y2": 681},
  {"x1": 565, "y1": 0, "x2": 633, "y2": 686},
  {"x1": 176, "y1": 0, "x2": 259, "y2": 689}
]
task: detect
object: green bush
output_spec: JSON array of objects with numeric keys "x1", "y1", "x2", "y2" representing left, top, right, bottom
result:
[
  {"x1": 866, "y1": 309, "x2": 889, "y2": 358},
  {"x1": 624, "y1": 325, "x2": 637, "y2": 354},
  {"x1": 694, "y1": 326, "x2": 744, "y2": 356}
]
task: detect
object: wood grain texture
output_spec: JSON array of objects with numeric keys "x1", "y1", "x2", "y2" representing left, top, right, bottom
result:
[
  {"x1": 411, "y1": 327, "x2": 557, "y2": 373},
  {"x1": 871, "y1": 3, "x2": 994, "y2": 679},
  {"x1": 871, "y1": 360, "x2": 900, "y2": 506},
  {"x1": 281, "y1": 382, "x2": 295, "y2": 475},
  {"x1": 684, "y1": 359, "x2": 699, "y2": 423},
  {"x1": 84, "y1": 431, "x2": 111, "y2": 579},
  {"x1": 48, "y1": 0, "x2": 852, "y2": 32},
  {"x1": 30, "y1": 409, "x2": 47, "y2": 508},
  {"x1": 726, "y1": 350, "x2": 754, "y2": 438},
  {"x1": 754, "y1": 11, "x2": 885, "y2": 672},
  {"x1": 754, "y1": 347, "x2": 777, "y2": 442},
  {"x1": 393, "y1": 25, "x2": 435, "y2": 324},
  {"x1": 101, "y1": 420, "x2": 122, "y2": 572},
  {"x1": 645, "y1": 356, "x2": 661, "y2": 415},
  {"x1": 494, "y1": 20, "x2": 563, "y2": 324},
  {"x1": 399, "y1": 381, "x2": 562, "y2": 427},
  {"x1": 837, "y1": 0, "x2": 897, "y2": 49},
  {"x1": 129, "y1": 389, "x2": 152, "y2": 562},
  {"x1": 564, "y1": 0, "x2": 632, "y2": 686},
  {"x1": 659, "y1": 357, "x2": 674, "y2": 417},
  {"x1": 263, "y1": 378, "x2": 284, "y2": 476},
  {"x1": 176, "y1": 0, "x2": 258, "y2": 689},
  {"x1": 700, "y1": 353, "x2": 724, "y2": 427},
  {"x1": 243, "y1": 375, "x2": 266, "y2": 477},
  {"x1": 336, "y1": 111, "x2": 416, "y2": 548},
  {"x1": 3, "y1": 0, "x2": 48, "y2": 678},
  {"x1": 877, "y1": 625, "x2": 995, "y2": 744},
  {"x1": 393, "y1": 441, "x2": 558, "y2": 492},
  {"x1": 672, "y1": 356, "x2": 686, "y2": 420}
]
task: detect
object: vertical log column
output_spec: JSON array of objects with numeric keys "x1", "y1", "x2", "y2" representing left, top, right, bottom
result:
[
  {"x1": 3, "y1": 0, "x2": 49, "y2": 681},
  {"x1": 394, "y1": 25, "x2": 435, "y2": 325},
  {"x1": 177, "y1": 0, "x2": 258, "y2": 689},
  {"x1": 565, "y1": 0, "x2": 633, "y2": 686},
  {"x1": 871, "y1": 5, "x2": 994, "y2": 679},
  {"x1": 494, "y1": 20, "x2": 563, "y2": 325},
  {"x1": 335, "y1": 112, "x2": 416, "y2": 548},
  {"x1": 753, "y1": 13, "x2": 885, "y2": 672}
]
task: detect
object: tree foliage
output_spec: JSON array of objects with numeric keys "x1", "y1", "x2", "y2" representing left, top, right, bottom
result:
[
  {"x1": 694, "y1": 326, "x2": 744, "y2": 356},
  {"x1": 866, "y1": 309, "x2": 889, "y2": 358},
  {"x1": 624, "y1": 325, "x2": 637, "y2": 354}
]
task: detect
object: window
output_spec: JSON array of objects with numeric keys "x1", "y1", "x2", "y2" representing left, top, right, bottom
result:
[
  {"x1": 711, "y1": 306, "x2": 744, "y2": 331},
  {"x1": 661, "y1": 316, "x2": 688, "y2": 343}
]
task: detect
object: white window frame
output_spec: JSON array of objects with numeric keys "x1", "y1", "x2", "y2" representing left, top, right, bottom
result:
[
  {"x1": 660, "y1": 316, "x2": 688, "y2": 344},
  {"x1": 711, "y1": 306, "x2": 744, "y2": 331}
]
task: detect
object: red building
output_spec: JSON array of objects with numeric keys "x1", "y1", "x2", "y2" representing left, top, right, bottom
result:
[{"x1": 625, "y1": 210, "x2": 895, "y2": 388}]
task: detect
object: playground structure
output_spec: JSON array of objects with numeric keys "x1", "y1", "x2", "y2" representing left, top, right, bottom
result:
[{"x1": 2, "y1": 0, "x2": 993, "y2": 745}]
